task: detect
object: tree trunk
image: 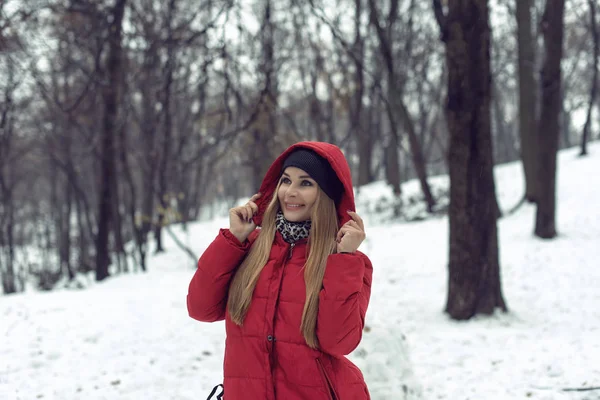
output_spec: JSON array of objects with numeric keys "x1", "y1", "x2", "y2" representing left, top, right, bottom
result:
[
  {"x1": 62, "y1": 178, "x2": 74, "y2": 280},
  {"x1": 95, "y1": 0, "x2": 127, "y2": 281},
  {"x1": 0, "y1": 190, "x2": 17, "y2": 294},
  {"x1": 111, "y1": 152, "x2": 127, "y2": 273},
  {"x1": 0, "y1": 54, "x2": 17, "y2": 293},
  {"x1": 560, "y1": 89, "x2": 571, "y2": 149},
  {"x1": 433, "y1": 0, "x2": 507, "y2": 319},
  {"x1": 75, "y1": 190, "x2": 91, "y2": 273},
  {"x1": 357, "y1": 132, "x2": 374, "y2": 186},
  {"x1": 581, "y1": 0, "x2": 598, "y2": 156},
  {"x1": 516, "y1": 0, "x2": 539, "y2": 202},
  {"x1": 535, "y1": 0, "x2": 565, "y2": 239},
  {"x1": 120, "y1": 113, "x2": 147, "y2": 272},
  {"x1": 154, "y1": 0, "x2": 178, "y2": 254},
  {"x1": 492, "y1": 79, "x2": 519, "y2": 165},
  {"x1": 350, "y1": 0, "x2": 372, "y2": 187},
  {"x1": 139, "y1": 33, "x2": 160, "y2": 243},
  {"x1": 5, "y1": 197, "x2": 16, "y2": 293},
  {"x1": 385, "y1": 128, "x2": 402, "y2": 217},
  {"x1": 248, "y1": 0, "x2": 279, "y2": 192}
]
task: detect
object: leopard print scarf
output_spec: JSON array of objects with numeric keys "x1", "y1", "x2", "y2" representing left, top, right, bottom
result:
[{"x1": 276, "y1": 211, "x2": 312, "y2": 244}]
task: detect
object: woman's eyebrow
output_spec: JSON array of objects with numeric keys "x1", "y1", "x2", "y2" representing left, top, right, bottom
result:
[{"x1": 282, "y1": 173, "x2": 313, "y2": 179}]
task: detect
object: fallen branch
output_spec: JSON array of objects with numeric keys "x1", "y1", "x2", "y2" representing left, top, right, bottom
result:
[
  {"x1": 532, "y1": 385, "x2": 600, "y2": 392},
  {"x1": 164, "y1": 225, "x2": 198, "y2": 265},
  {"x1": 503, "y1": 194, "x2": 527, "y2": 217},
  {"x1": 562, "y1": 386, "x2": 600, "y2": 392}
]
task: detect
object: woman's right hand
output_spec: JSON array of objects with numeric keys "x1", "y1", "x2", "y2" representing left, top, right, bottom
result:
[{"x1": 229, "y1": 193, "x2": 262, "y2": 243}]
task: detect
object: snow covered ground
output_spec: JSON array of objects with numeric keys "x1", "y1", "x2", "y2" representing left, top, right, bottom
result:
[{"x1": 2, "y1": 143, "x2": 600, "y2": 400}]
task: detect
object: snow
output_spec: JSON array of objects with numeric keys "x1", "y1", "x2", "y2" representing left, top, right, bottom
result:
[{"x1": 2, "y1": 143, "x2": 600, "y2": 400}]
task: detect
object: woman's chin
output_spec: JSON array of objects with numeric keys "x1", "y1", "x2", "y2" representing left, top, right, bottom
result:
[{"x1": 283, "y1": 210, "x2": 309, "y2": 222}]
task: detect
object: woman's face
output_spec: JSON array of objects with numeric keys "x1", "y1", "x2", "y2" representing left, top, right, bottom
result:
[{"x1": 277, "y1": 167, "x2": 319, "y2": 222}]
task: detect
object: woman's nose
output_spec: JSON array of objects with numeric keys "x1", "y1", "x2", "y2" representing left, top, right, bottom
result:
[{"x1": 285, "y1": 186, "x2": 299, "y2": 197}]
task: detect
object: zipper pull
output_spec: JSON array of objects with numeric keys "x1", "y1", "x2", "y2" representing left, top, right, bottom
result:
[{"x1": 288, "y1": 243, "x2": 295, "y2": 259}]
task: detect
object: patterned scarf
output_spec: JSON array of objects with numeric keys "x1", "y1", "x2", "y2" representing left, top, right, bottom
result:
[{"x1": 275, "y1": 211, "x2": 312, "y2": 244}]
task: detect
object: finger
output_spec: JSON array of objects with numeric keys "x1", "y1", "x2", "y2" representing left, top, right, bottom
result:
[
  {"x1": 347, "y1": 220, "x2": 361, "y2": 231},
  {"x1": 341, "y1": 221, "x2": 353, "y2": 231},
  {"x1": 240, "y1": 207, "x2": 248, "y2": 221},
  {"x1": 348, "y1": 211, "x2": 365, "y2": 230},
  {"x1": 336, "y1": 226, "x2": 352, "y2": 242},
  {"x1": 245, "y1": 205, "x2": 254, "y2": 221},
  {"x1": 233, "y1": 209, "x2": 245, "y2": 224},
  {"x1": 348, "y1": 211, "x2": 365, "y2": 231},
  {"x1": 248, "y1": 201, "x2": 258, "y2": 214},
  {"x1": 250, "y1": 193, "x2": 262, "y2": 202}
]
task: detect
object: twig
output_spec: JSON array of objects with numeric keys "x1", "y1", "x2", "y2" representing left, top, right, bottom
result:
[
  {"x1": 531, "y1": 385, "x2": 600, "y2": 392},
  {"x1": 562, "y1": 386, "x2": 600, "y2": 392},
  {"x1": 164, "y1": 225, "x2": 197, "y2": 264},
  {"x1": 503, "y1": 194, "x2": 527, "y2": 217}
]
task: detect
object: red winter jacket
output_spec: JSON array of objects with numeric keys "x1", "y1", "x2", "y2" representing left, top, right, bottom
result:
[{"x1": 187, "y1": 142, "x2": 373, "y2": 400}]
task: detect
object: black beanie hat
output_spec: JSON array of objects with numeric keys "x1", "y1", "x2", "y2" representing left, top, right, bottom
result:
[{"x1": 281, "y1": 148, "x2": 344, "y2": 204}]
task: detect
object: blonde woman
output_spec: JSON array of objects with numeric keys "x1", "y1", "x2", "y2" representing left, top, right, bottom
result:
[{"x1": 188, "y1": 142, "x2": 373, "y2": 400}]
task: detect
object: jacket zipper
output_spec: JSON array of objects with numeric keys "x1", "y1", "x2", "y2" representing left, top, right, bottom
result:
[
  {"x1": 268, "y1": 242, "x2": 295, "y2": 386},
  {"x1": 269, "y1": 243, "x2": 294, "y2": 350},
  {"x1": 316, "y1": 358, "x2": 338, "y2": 400}
]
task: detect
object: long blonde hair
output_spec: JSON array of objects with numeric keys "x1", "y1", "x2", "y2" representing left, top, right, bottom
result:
[{"x1": 227, "y1": 181, "x2": 339, "y2": 349}]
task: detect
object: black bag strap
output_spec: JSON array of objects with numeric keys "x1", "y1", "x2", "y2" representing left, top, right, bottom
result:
[{"x1": 206, "y1": 384, "x2": 224, "y2": 400}]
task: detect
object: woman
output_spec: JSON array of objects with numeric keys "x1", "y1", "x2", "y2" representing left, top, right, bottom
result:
[{"x1": 187, "y1": 142, "x2": 373, "y2": 400}]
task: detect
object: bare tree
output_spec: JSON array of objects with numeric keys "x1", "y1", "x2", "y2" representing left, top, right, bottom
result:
[
  {"x1": 351, "y1": 0, "x2": 373, "y2": 187},
  {"x1": 153, "y1": 0, "x2": 178, "y2": 254},
  {"x1": 535, "y1": 0, "x2": 566, "y2": 239},
  {"x1": 96, "y1": 0, "x2": 127, "y2": 281},
  {"x1": 433, "y1": 0, "x2": 507, "y2": 319},
  {"x1": 580, "y1": 0, "x2": 598, "y2": 156},
  {"x1": 0, "y1": 57, "x2": 19, "y2": 294},
  {"x1": 517, "y1": 0, "x2": 539, "y2": 201},
  {"x1": 248, "y1": 0, "x2": 282, "y2": 190},
  {"x1": 369, "y1": 0, "x2": 436, "y2": 213}
]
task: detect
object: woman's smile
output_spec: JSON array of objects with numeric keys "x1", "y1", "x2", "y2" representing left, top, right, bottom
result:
[{"x1": 284, "y1": 202, "x2": 305, "y2": 211}]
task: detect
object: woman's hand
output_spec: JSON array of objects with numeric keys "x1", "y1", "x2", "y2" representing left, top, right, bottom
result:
[
  {"x1": 229, "y1": 193, "x2": 262, "y2": 243},
  {"x1": 336, "y1": 211, "x2": 366, "y2": 253}
]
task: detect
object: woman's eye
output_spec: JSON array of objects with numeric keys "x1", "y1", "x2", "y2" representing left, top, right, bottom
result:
[
  {"x1": 281, "y1": 177, "x2": 291, "y2": 184},
  {"x1": 301, "y1": 180, "x2": 313, "y2": 186}
]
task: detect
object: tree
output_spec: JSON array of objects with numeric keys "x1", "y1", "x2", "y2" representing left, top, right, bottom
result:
[
  {"x1": 153, "y1": 0, "x2": 178, "y2": 254},
  {"x1": 534, "y1": 0, "x2": 566, "y2": 239},
  {"x1": 433, "y1": 0, "x2": 507, "y2": 319},
  {"x1": 369, "y1": 0, "x2": 436, "y2": 213},
  {"x1": 350, "y1": 0, "x2": 373, "y2": 187},
  {"x1": 0, "y1": 54, "x2": 19, "y2": 294},
  {"x1": 95, "y1": 0, "x2": 127, "y2": 281},
  {"x1": 516, "y1": 0, "x2": 539, "y2": 202},
  {"x1": 580, "y1": 0, "x2": 598, "y2": 156}
]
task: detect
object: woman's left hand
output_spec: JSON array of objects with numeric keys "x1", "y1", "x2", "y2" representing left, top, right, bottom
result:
[{"x1": 336, "y1": 211, "x2": 366, "y2": 253}]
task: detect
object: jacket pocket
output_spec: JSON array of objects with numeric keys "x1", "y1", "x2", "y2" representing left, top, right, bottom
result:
[{"x1": 316, "y1": 358, "x2": 338, "y2": 400}]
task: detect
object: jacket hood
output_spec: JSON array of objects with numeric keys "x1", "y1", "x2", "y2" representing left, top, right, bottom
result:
[{"x1": 252, "y1": 141, "x2": 355, "y2": 228}]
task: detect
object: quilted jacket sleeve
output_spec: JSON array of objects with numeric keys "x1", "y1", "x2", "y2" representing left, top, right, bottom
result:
[
  {"x1": 187, "y1": 228, "x2": 258, "y2": 322},
  {"x1": 316, "y1": 251, "x2": 373, "y2": 356}
]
